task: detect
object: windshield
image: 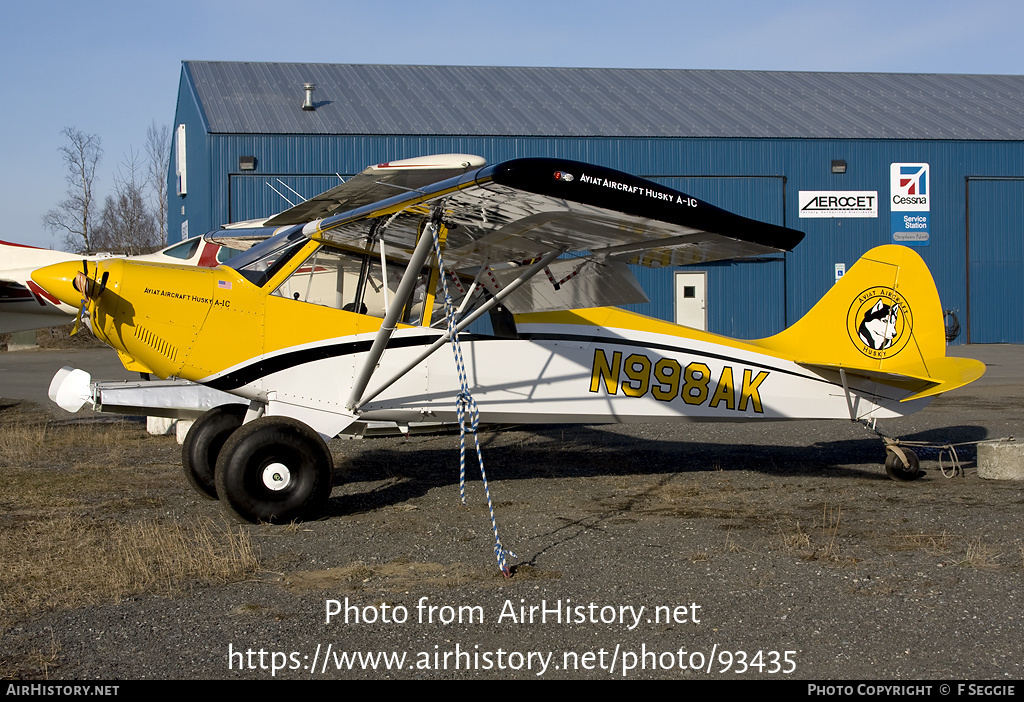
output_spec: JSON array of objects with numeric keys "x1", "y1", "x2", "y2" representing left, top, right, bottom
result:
[{"x1": 228, "y1": 226, "x2": 308, "y2": 287}]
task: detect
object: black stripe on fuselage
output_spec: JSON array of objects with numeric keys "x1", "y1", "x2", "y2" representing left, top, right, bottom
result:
[
  {"x1": 205, "y1": 335, "x2": 431, "y2": 391},
  {"x1": 204, "y1": 329, "x2": 831, "y2": 392}
]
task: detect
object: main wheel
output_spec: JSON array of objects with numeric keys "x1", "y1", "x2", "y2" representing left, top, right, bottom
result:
[
  {"x1": 214, "y1": 416, "x2": 333, "y2": 523},
  {"x1": 181, "y1": 404, "x2": 248, "y2": 499},
  {"x1": 885, "y1": 448, "x2": 921, "y2": 481}
]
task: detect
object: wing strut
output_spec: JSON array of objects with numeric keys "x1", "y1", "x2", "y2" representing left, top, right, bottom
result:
[
  {"x1": 351, "y1": 247, "x2": 563, "y2": 412},
  {"x1": 345, "y1": 210, "x2": 440, "y2": 412}
]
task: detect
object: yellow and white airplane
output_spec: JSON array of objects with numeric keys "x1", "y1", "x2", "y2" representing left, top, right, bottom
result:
[{"x1": 32, "y1": 155, "x2": 985, "y2": 526}]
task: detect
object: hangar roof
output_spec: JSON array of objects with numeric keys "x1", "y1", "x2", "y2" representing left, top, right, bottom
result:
[{"x1": 184, "y1": 61, "x2": 1024, "y2": 141}]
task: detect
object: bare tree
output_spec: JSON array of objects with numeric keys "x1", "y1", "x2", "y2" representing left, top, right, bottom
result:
[
  {"x1": 144, "y1": 122, "x2": 170, "y2": 246},
  {"x1": 93, "y1": 149, "x2": 160, "y2": 255},
  {"x1": 42, "y1": 127, "x2": 102, "y2": 253}
]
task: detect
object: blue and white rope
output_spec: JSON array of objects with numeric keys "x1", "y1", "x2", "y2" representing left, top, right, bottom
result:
[{"x1": 431, "y1": 219, "x2": 515, "y2": 576}]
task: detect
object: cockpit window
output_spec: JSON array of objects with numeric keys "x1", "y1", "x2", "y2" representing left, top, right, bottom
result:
[
  {"x1": 230, "y1": 227, "x2": 308, "y2": 287},
  {"x1": 273, "y1": 244, "x2": 421, "y2": 321},
  {"x1": 161, "y1": 238, "x2": 201, "y2": 260},
  {"x1": 270, "y1": 241, "x2": 516, "y2": 338}
]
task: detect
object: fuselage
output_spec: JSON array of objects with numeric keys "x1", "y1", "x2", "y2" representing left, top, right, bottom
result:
[{"x1": 31, "y1": 234, "x2": 931, "y2": 437}]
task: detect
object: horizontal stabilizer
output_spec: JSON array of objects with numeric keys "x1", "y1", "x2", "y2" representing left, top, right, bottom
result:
[{"x1": 800, "y1": 355, "x2": 985, "y2": 402}]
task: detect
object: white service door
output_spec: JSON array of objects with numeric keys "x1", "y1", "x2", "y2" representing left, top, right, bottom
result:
[{"x1": 674, "y1": 271, "x2": 707, "y2": 330}]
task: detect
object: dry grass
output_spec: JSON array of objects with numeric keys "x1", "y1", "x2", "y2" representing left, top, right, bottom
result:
[
  {"x1": 0, "y1": 422, "x2": 54, "y2": 464},
  {"x1": 816, "y1": 502, "x2": 842, "y2": 560},
  {"x1": 776, "y1": 502, "x2": 843, "y2": 561},
  {"x1": 723, "y1": 529, "x2": 742, "y2": 553},
  {"x1": 0, "y1": 516, "x2": 258, "y2": 623},
  {"x1": 0, "y1": 414, "x2": 262, "y2": 630},
  {"x1": 688, "y1": 549, "x2": 710, "y2": 562},
  {"x1": 0, "y1": 324, "x2": 105, "y2": 352},
  {"x1": 955, "y1": 537, "x2": 1002, "y2": 569},
  {"x1": 895, "y1": 531, "x2": 952, "y2": 555},
  {"x1": 0, "y1": 420, "x2": 142, "y2": 467},
  {"x1": 779, "y1": 520, "x2": 811, "y2": 552}
]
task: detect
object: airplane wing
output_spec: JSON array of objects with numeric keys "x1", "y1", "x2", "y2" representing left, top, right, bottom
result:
[
  {"x1": 316, "y1": 158, "x2": 803, "y2": 412},
  {"x1": 304, "y1": 158, "x2": 804, "y2": 270},
  {"x1": 263, "y1": 154, "x2": 487, "y2": 226}
]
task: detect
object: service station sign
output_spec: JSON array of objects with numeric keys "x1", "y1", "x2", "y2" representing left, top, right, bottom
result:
[{"x1": 890, "y1": 163, "x2": 930, "y2": 246}]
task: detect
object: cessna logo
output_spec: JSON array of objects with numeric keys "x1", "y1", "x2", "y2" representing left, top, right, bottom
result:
[
  {"x1": 799, "y1": 191, "x2": 878, "y2": 218},
  {"x1": 890, "y1": 163, "x2": 930, "y2": 211},
  {"x1": 847, "y1": 287, "x2": 913, "y2": 359}
]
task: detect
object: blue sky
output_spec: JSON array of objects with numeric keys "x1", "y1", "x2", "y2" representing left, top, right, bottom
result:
[{"x1": 3, "y1": 0, "x2": 1023, "y2": 248}]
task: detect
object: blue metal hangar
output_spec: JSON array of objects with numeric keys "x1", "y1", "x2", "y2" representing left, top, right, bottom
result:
[{"x1": 169, "y1": 61, "x2": 1024, "y2": 343}]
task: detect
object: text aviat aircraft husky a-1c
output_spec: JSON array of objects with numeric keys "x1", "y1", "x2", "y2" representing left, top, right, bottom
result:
[{"x1": 33, "y1": 154, "x2": 985, "y2": 536}]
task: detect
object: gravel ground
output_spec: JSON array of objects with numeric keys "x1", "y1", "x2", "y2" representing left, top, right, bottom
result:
[{"x1": 1, "y1": 345, "x2": 1022, "y2": 680}]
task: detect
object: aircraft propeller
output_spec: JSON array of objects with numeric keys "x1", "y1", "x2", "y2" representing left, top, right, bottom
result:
[{"x1": 70, "y1": 259, "x2": 107, "y2": 335}]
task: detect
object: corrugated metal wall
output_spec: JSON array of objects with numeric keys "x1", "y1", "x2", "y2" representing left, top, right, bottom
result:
[
  {"x1": 967, "y1": 178, "x2": 1024, "y2": 343},
  {"x1": 635, "y1": 176, "x2": 786, "y2": 338}
]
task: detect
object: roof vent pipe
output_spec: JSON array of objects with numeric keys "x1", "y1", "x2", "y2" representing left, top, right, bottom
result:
[{"x1": 302, "y1": 83, "x2": 316, "y2": 111}]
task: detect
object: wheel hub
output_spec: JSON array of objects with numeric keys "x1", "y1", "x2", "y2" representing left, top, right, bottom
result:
[{"x1": 262, "y1": 462, "x2": 292, "y2": 491}]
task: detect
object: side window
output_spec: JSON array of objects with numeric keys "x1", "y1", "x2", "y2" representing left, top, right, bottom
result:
[
  {"x1": 161, "y1": 238, "x2": 201, "y2": 260},
  {"x1": 427, "y1": 269, "x2": 518, "y2": 338}
]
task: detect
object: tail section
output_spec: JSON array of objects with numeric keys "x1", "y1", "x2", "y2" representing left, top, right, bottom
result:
[{"x1": 755, "y1": 245, "x2": 984, "y2": 400}]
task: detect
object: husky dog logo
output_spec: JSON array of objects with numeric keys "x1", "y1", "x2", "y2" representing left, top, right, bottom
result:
[
  {"x1": 847, "y1": 287, "x2": 912, "y2": 359},
  {"x1": 858, "y1": 299, "x2": 899, "y2": 349}
]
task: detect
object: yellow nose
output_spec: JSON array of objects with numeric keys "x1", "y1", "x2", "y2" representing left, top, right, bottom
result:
[{"x1": 31, "y1": 261, "x2": 87, "y2": 308}]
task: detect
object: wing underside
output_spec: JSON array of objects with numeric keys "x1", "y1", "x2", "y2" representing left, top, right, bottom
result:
[{"x1": 305, "y1": 158, "x2": 803, "y2": 271}]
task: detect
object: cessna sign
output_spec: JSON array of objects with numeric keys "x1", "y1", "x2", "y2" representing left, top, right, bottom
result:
[
  {"x1": 799, "y1": 191, "x2": 878, "y2": 218},
  {"x1": 890, "y1": 162, "x2": 930, "y2": 246}
]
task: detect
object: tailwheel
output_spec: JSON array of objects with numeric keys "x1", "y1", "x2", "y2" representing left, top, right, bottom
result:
[
  {"x1": 884, "y1": 447, "x2": 921, "y2": 481},
  {"x1": 214, "y1": 416, "x2": 333, "y2": 523},
  {"x1": 181, "y1": 404, "x2": 247, "y2": 499}
]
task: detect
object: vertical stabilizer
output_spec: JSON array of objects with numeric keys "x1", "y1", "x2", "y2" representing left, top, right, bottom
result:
[{"x1": 754, "y1": 245, "x2": 983, "y2": 399}]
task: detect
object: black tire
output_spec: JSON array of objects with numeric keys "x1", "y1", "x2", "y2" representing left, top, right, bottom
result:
[
  {"x1": 181, "y1": 404, "x2": 248, "y2": 499},
  {"x1": 214, "y1": 416, "x2": 333, "y2": 523},
  {"x1": 885, "y1": 448, "x2": 921, "y2": 481}
]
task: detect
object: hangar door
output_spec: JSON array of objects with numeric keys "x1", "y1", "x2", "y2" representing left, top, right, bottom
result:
[
  {"x1": 229, "y1": 175, "x2": 349, "y2": 223},
  {"x1": 967, "y1": 178, "x2": 1024, "y2": 343},
  {"x1": 633, "y1": 176, "x2": 787, "y2": 340}
]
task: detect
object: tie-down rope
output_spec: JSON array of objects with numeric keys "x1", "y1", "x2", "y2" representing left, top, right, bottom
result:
[{"x1": 431, "y1": 221, "x2": 515, "y2": 576}]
